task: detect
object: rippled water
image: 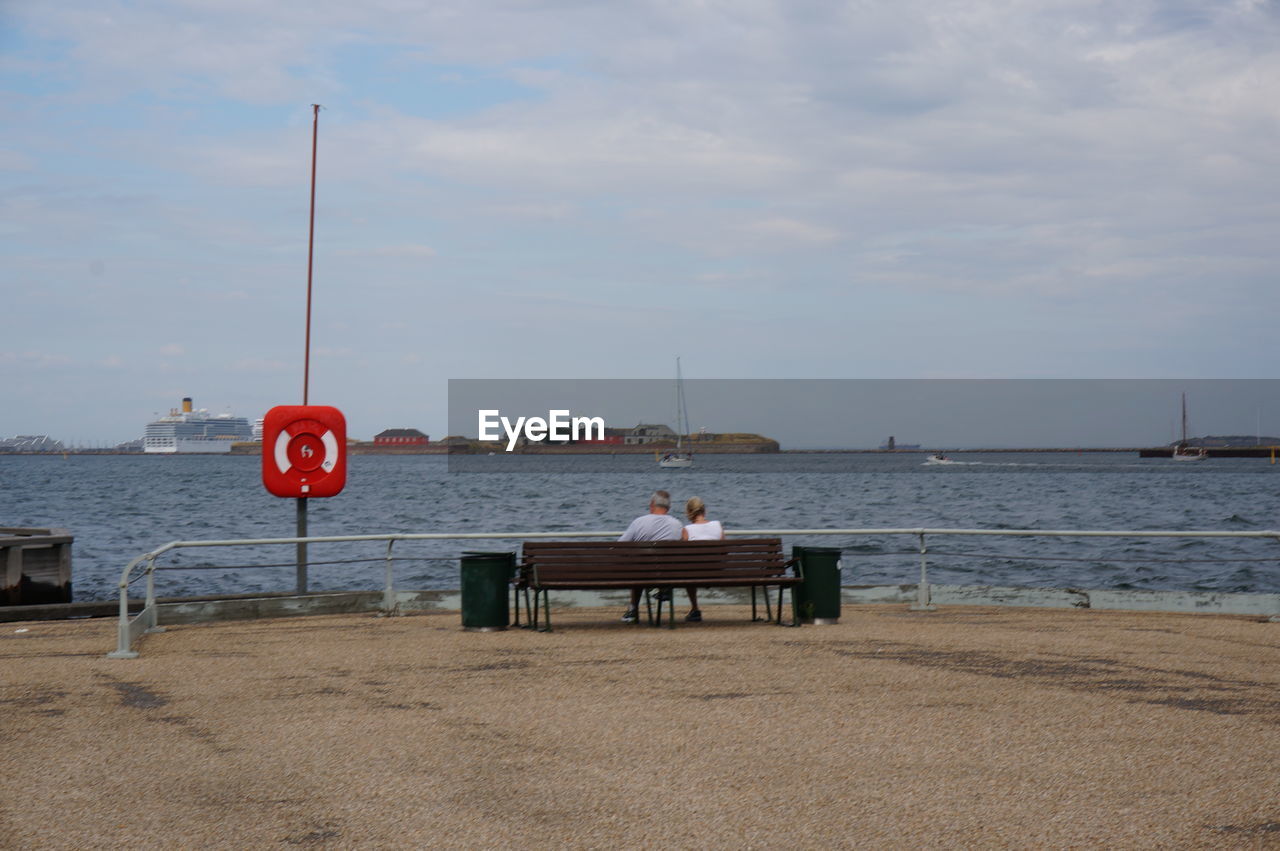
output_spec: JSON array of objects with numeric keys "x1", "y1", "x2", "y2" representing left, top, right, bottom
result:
[{"x1": 3, "y1": 452, "x2": 1278, "y2": 600}]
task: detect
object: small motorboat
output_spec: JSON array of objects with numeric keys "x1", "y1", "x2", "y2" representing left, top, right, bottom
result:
[
  {"x1": 659, "y1": 452, "x2": 693, "y2": 469},
  {"x1": 924, "y1": 453, "x2": 956, "y2": 465}
]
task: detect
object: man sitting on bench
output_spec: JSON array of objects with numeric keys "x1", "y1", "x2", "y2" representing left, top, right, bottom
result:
[{"x1": 617, "y1": 489, "x2": 682, "y2": 623}]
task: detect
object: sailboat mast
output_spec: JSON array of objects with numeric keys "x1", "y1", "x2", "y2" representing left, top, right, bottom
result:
[
  {"x1": 1181, "y1": 393, "x2": 1188, "y2": 444},
  {"x1": 675, "y1": 357, "x2": 686, "y2": 448}
]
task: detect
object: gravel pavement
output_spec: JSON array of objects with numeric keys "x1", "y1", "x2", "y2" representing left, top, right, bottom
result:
[{"x1": 2, "y1": 605, "x2": 1278, "y2": 848}]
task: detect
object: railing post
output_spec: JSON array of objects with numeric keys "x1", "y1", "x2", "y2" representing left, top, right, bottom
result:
[
  {"x1": 1271, "y1": 535, "x2": 1280, "y2": 623},
  {"x1": 107, "y1": 575, "x2": 138, "y2": 659},
  {"x1": 382, "y1": 539, "x2": 398, "y2": 615},
  {"x1": 144, "y1": 557, "x2": 164, "y2": 633},
  {"x1": 910, "y1": 531, "x2": 936, "y2": 611}
]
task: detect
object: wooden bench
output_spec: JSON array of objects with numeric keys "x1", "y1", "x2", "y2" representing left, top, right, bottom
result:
[{"x1": 517, "y1": 538, "x2": 802, "y2": 630}]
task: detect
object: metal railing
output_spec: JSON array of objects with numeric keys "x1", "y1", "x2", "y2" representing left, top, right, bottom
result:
[
  {"x1": 108, "y1": 531, "x2": 620, "y2": 658},
  {"x1": 107, "y1": 527, "x2": 1280, "y2": 658}
]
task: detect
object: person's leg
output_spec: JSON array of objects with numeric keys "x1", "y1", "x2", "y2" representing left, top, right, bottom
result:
[
  {"x1": 685, "y1": 587, "x2": 701, "y2": 621},
  {"x1": 622, "y1": 587, "x2": 641, "y2": 623}
]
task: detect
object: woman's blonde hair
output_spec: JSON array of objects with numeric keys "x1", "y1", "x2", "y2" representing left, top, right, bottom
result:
[{"x1": 685, "y1": 496, "x2": 706, "y2": 521}]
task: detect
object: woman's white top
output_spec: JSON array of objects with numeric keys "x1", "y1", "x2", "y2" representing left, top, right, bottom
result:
[{"x1": 684, "y1": 520, "x2": 724, "y2": 540}]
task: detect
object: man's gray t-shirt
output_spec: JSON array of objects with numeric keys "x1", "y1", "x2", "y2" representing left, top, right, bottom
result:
[{"x1": 618, "y1": 513, "x2": 683, "y2": 542}]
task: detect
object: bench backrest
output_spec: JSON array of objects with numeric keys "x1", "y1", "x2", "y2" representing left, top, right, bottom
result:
[{"x1": 522, "y1": 538, "x2": 792, "y2": 584}]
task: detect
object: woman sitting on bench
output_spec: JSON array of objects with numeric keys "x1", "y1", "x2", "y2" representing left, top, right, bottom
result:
[{"x1": 679, "y1": 496, "x2": 725, "y2": 622}]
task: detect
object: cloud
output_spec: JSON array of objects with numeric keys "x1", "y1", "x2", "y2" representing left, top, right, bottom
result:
[
  {"x1": 0, "y1": 350, "x2": 73, "y2": 368},
  {"x1": 744, "y1": 217, "x2": 840, "y2": 245},
  {"x1": 336, "y1": 243, "x2": 437, "y2": 259},
  {"x1": 0, "y1": 149, "x2": 35, "y2": 171},
  {"x1": 4, "y1": 0, "x2": 1280, "y2": 441},
  {"x1": 232, "y1": 358, "x2": 289, "y2": 372},
  {"x1": 482, "y1": 202, "x2": 572, "y2": 221}
]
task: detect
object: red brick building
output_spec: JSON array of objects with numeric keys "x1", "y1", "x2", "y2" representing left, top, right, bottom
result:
[
  {"x1": 576, "y1": 427, "x2": 627, "y2": 445},
  {"x1": 373, "y1": 428, "x2": 429, "y2": 446}
]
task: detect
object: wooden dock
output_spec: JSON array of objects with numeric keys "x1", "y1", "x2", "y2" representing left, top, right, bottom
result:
[{"x1": 1, "y1": 526, "x2": 72, "y2": 605}]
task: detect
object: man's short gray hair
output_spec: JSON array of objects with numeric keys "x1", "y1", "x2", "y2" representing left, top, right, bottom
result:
[{"x1": 649, "y1": 490, "x2": 671, "y2": 509}]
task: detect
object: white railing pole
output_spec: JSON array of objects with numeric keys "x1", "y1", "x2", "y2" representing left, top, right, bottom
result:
[
  {"x1": 144, "y1": 557, "x2": 164, "y2": 634},
  {"x1": 382, "y1": 539, "x2": 397, "y2": 614},
  {"x1": 144, "y1": 558, "x2": 155, "y2": 628},
  {"x1": 107, "y1": 576, "x2": 138, "y2": 659},
  {"x1": 911, "y1": 531, "x2": 935, "y2": 611}
]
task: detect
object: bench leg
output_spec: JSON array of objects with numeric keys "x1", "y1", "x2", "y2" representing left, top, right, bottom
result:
[
  {"x1": 784, "y1": 584, "x2": 800, "y2": 627},
  {"x1": 754, "y1": 586, "x2": 774, "y2": 623},
  {"x1": 653, "y1": 589, "x2": 676, "y2": 629},
  {"x1": 645, "y1": 589, "x2": 676, "y2": 629},
  {"x1": 512, "y1": 584, "x2": 521, "y2": 627},
  {"x1": 530, "y1": 589, "x2": 552, "y2": 632}
]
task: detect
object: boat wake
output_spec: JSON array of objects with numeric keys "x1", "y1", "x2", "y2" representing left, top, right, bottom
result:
[{"x1": 924, "y1": 460, "x2": 1158, "y2": 470}]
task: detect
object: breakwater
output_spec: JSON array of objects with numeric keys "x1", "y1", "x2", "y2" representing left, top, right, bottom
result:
[
  {"x1": 1137, "y1": 446, "x2": 1280, "y2": 458},
  {"x1": 230, "y1": 439, "x2": 781, "y2": 455}
]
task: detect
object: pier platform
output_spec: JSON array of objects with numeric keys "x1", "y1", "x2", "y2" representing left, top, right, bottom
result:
[{"x1": 3, "y1": 605, "x2": 1277, "y2": 847}]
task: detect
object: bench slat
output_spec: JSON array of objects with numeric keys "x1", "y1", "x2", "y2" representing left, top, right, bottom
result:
[
  {"x1": 527, "y1": 559, "x2": 788, "y2": 570},
  {"x1": 523, "y1": 540, "x2": 784, "y2": 553},
  {"x1": 523, "y1": 538, "x2": 782, "y2": 546},
  {"x1": 535, "y1": 577, "x2": 802, "y2": 590},
  {"x1": 528, "y1": 557, "x2": 789, "y2": 570},
  {"x1": 523, "y1": 549, "x2": 782, "y2": 557},
  {"x1": 528, "y1": 562, "x2": 788, "y2": 572},
  {"x1": 534, "y1": 572, "x2": 789, "y2": 584}
]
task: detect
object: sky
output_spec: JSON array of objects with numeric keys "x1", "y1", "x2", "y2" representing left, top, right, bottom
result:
[{"x1": 2, "y1": 1, "x2": 1278, "y2": 446}]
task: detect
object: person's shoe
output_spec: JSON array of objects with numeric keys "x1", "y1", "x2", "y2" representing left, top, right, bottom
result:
[
  {"x1": 685, "y1": 609, "x2": 702, "y2": 623},
  {"x1": 621, "y1": 608, "x2": 639, "y2": 624}
]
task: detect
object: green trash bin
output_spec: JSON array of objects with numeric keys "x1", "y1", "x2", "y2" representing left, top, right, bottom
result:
[
  {"x1": 460, "y1": 551, "x2": 514, "y2": 632},
  {"x1": 792, "y1": 545, "x2": 843, "y2": 625}
]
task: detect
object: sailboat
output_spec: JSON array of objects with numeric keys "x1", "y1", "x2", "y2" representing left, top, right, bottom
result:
[
  {"x1": 658, "y1": 358, "x2": 693, "y2": 468},
  {"x1": 1172, "y1": 393, "x2": 1208, "y2": 461}
]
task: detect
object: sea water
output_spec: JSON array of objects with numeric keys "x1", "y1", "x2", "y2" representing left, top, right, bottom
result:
[{"x1": 2, "y1": 452, "x2": 1278, "y2": 601}]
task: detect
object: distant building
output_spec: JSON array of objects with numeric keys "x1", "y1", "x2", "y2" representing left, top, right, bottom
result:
[
  {"x1": 0, "y1": 435, "x2": 65, "y2": 453},
  {"x1": 625, "y1": 424, "x2": 677, "y2": 445},
  {"x1": 576, "y1": 427, "x2": 627, "y2": 446},
  {"x1": 374, "y1": 428, "x2": 429, "y2": 446}
]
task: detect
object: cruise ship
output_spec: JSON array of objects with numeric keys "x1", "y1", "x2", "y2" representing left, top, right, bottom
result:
[{"x1": 143, "y1": 397, "x2": 254, "y2": 454}]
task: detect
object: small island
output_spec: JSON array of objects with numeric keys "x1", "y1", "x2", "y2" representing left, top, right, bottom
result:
[{"x1": 226, "y1": 424, "x2": 780, "y2": 456}]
